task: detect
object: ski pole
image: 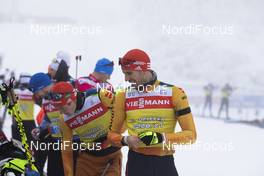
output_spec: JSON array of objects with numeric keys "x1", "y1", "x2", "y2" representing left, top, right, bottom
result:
[
  {"x1": 0, "y1": 77, "x2": 33, "y2": 168},
  {"x1": 0, "y1": 106, "x2": 7, "y2": 130},
  {"x1": 75, "y1": 55, "x2": 82, "y2": 79},
  {"x1": 100, "y1": 159, "x2": 113, "y2": 176}
]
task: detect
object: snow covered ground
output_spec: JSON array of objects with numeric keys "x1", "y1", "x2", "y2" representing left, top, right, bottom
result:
[{"x1": 174, "y1": 117, "x2": 264, "y2": 176}]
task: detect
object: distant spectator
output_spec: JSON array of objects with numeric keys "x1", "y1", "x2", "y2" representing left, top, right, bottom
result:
[
  {"x1": 202, "y1": 83, "x2": 215, "y2": 117},
  {"x1": 217, "y1": 83, "x2": 234, "y2": 119}
]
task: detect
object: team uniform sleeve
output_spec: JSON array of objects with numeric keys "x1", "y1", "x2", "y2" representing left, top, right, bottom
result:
[
  {"x1": 36, "y1": 108, "x2": 45, "y2": 126},
  {"x1": 59, "y1": 117, "x2": 74, "y2": 176},
  {"x1": 105, "y1": 82, "x2": 115, "y2": 93},
  {"x1": 99, "y1": 89, "x2": 114, "y2": 108},
  {"x1": 107, "y1": 90, "x2": 127, "y2": 147},
  {"x1": 164, "y1": 86, "x2": 197, "y2": 144}
]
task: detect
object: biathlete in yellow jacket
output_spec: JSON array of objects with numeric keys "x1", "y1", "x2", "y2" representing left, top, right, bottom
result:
[
  {"x1": 108, "y1": 49, "x2": 197, "y2": 176},
  {"x1": 12, "y1": 73, "x2": 36, "y2": 145},
  {"x1": 50, "y1": 82, "x2": 122, "y2": 176}
]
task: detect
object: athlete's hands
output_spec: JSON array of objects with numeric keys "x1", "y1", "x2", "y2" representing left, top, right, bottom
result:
[
  {"x1": 31, "y1": 128, "x2": 40, "y2": 140},
  {"x1": 31, "y1": 127, "x2": 51, "y2": 140},
  {"x1": 25, "y1": 167, "x2": 40, "y2": 176},
  {"x1": 122, "y1": 136, "x2": 141, "y2": 149},
  {"x1": 94, "y1": 135, "x2": 109, "y2": 149}
]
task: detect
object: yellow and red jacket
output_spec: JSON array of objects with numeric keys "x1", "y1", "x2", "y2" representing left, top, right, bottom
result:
[
  {"x1": 60, "y1": 89, "x2": 114, "y2": 176},
  {"x1": 108, "y1": 80, "x2": 197, "y2": 156},
  {"x1": 42, "y1": 99, "x2": 63, "y2": 138},
  {"x1": 63, "y1": 91, "x2": 112, "y2": 144}
]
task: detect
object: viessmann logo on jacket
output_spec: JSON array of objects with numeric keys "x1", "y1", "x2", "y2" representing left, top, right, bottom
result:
[
  {"x1": 125, "y1": 86, "x2": 174, "y2": 111},
  {"x1": 126, "y1": 96, "x2": 173, "y2": 111},
  {"x1": 65, "y1": 103, "x2": 108, "y2": 129}
]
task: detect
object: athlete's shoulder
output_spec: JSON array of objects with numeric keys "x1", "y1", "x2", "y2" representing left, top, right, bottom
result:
[
  {"x1": 170, "y1": 85, "x2": 190, "y2": 111},
  {"x1": 172, "y1": 86, "x2": 188, "y2": 100},
  {"x1": 114, "y1": 88, "x2": 126, "y2": 101},
  {"x1": 100, "y1": 89, "x2": 113, "y2": 99},
  {"x1": 173, "y1": 85, "x2": 187, "y2": 94},
  {"x1": 158, "y1": 80, "x2": 189, "y2": 102},
  {"x1": 99, "y1": 89, "x2": 114, "y2": 107}
]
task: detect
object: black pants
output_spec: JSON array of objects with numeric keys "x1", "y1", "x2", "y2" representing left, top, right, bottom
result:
[
  {"x1": 46, "y1": 138, "x2": 65, "y2": 176},
  {"x1": 203, "y1": 96, "x2": 213, "y2": 116},
  {"x1": 72, "y1": 138, "x2": 81, "y2": 176},
  {"x1": 126, "y1": 150, "x2": 178, "y2": 176},
  {"x1": 218, "y1": 98, "x2": 229, "y2": 119}
]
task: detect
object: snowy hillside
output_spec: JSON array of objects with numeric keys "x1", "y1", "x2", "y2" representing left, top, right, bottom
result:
[{"x1": 0, "y1": 0, "x2": 263, "y2": 90}]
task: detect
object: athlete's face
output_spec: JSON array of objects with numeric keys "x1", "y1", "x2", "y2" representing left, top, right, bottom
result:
[
  {"x1": 34, "y1": 86, "x2": 51, "y2": 99},
  {"x1": 98, "y1": 73, "x2": 110, "y2": 82},
  {"x1": 58, "y1": 100, "x2": 76, "y2": 116},
  {"x1": 122, "y1": 70, "x2": 144, "y2": 86},
  {"x1": 48, "y1": 67, "x2": 56, "y2": 79},
  {"x1": 34, "y1": 90, "x2": 46, "y2": 99}
]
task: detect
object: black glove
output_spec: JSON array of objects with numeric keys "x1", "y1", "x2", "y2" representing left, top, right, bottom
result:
[
  {"x1": 138, "y1": 131, "x2": 164, "y2": 146},
  {"x1": 39, "y1": 128, "x2": 51, "y2": 140}
]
